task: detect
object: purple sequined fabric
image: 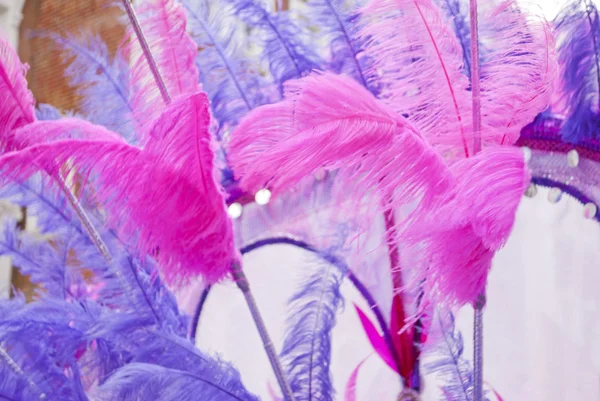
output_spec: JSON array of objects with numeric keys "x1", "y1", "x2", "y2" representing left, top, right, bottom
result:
[{"x1": 517, "y1": 117, "x2": 600, "y2": 222}]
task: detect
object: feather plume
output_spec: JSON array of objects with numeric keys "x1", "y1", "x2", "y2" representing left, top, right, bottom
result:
[
  {"x1": 422, "y1": 311, "x2": 474, "y2": 401},
  {"x1": 0, "y1": 105, "x2": 236, "y2": 285},
  {"x1": 229, "y1": 72, "x2": 452, "y2": 215},
  {"x1": 401, "y1": 146, "x2": 530, "y2": 309},
  {"x1": 181, "y1": 0, "x2": 269, "y2": 135},
  {"x1": 306, "y1": 0, "x2": 378, "y2": 93},
  {"x1": 126, "y1": 0, "x2": 200, "y2": 142},
  {"x1": 228, "y1": 0, "x2": 320, "y2": 93},
  {"x1": 95, "y1": 363, "x2": 258, "y2": 401},
  {"x1": 279, "y1": 253, "x2": 346, "y2": 401},
  {"x1": 479, "y1": 0, "x2": 558, "y2": 146},
  {"x1": 554, "y1": 0, "x2": 600, "y2": 143},
  {"x1": 0, "y1": 38, "x2": 36, "y2": 151},
  {"x1": 45, "y1": 32, "x2": 135, "y2": 142},
  {"x1": 358, "y1": 0, "x2": 473, "y2": 157}
]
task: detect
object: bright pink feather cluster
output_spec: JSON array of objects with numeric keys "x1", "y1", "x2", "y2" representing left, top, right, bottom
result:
[{"x1": 0, "y1": 35, "x2": 236, "y2": 285}]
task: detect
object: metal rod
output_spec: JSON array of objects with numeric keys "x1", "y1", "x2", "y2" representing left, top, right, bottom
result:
[
  {"x1": 231, "y1": 262, "x2": 296, "y2": 401},
  {"x1": 121, "y1": 0, "x2": 171, "y2": 105},
  {"x1": 469, "y1": 1, "x2": 485, "y2": 399},
  {"x1": 469, "y1": 0, "x2": 481, "y2": 155},
  {"x1": 473, "y1": 294, "x2": 486, "y2": 401}
]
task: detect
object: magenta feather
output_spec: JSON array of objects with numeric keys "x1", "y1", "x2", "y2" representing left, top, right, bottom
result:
[
  {"x1": 126, "y1": 0, "x2": 200, "y2": 143},
  {"x1": 401, "y1": 146, "x2": 530, "y2": 309},
  {"x1": 359, "y1": 0, "x2": 473, "y2": 157},
  {"x1": 0, "y1": 94, "x2": 236, "y2": 285},
  {"x1": 478, "y1": 0, "x2": 558, "y2": 146},
  {"x1": 0, "y1": 38, "x2": 36, "y2": 151},
  {"x1": 228, "y1": 72, "x2": 452, "y2": 217}
]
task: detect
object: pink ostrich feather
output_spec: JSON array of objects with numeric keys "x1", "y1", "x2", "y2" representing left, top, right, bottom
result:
[
  {"x1": 125, "y1": 0, "x2": 200, "y2": 143},
  {"x1": 479, "y1": 0, "x2": 558, "y2": 146},
  {"x1": 359, "y1": 0, "x2": 473, "y2": 158},
  {"x1": 0, "y1": 93, "x2": 235, "y2": 285},
  {"x1": 0, "y1": 38, "x2": 35, "y2": 151},
  {"x1": 228, "y1": 72, "x2": 453, "y2": 218},
  {"x1": 401, "y1": 146, "x2": 531, "y2": 309}
]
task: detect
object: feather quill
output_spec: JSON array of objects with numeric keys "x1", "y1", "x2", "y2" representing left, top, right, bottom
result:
[
  {"x1": 181, "y1": 0, "x2": 268, "y2": 134},
  {"x1": 554, "y1": 0, "x2": 600, "y2": 143},
  {"x1": 126, "y1": 0, "x2": 200, "y2": 142},
  {"x1": 279, "y1": 254, "x2": 346, "y2": 401}
]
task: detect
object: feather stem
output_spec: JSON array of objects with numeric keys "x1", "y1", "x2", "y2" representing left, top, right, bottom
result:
[
  {"x1": 121, "y1": 0, "x2": 171, "y2": 104},
  {"x1": 181, "y1": 2, "x2": 252, "y2": 110},
  {"x1": 415, "y1": 0, "x2": 469, "y2": 157},
  {"x1": 231, "y1": 262, "x2": 296, "y2": 401},
  {"x1": 469, "y1": 0, "x2": 481, "y2": 154},
  {"x1": 469, "y1": 1, "x2": 484, "y2": 400}
]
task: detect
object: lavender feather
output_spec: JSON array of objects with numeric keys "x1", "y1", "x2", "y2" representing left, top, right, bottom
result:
[
  {"x1": 306, "y1": 0, "x2": 379, "y2": 94},
  {"x1": 96, "y1": 363, "x2": 258, "y2": 401},
  {"x1": 555, "y1": 0, "x2": 600, "y2": 143},
  {"x1": 422, "y1": 311, "x2": 488, "y2": 401},
  {"x1": 35, "y1": 103, "x2": 62, "y2": 121},
  {"x1": 228, "y1": 0, "x2": 320, "y2": 93},
  {"x1": 45, "y1": 33, "x2": 134, "y2": 142},
  {"x1": 279, "y1": 254, "x2": 346, "y2": 401},
  {"x1": 180, "y1": 0, "x2": 269, "y2": 136}
]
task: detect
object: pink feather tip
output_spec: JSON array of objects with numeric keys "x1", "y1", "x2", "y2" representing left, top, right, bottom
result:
[
  {"x1": 402, "y1": 146, "x2": 530, "y2": 309},
  {"x1": 0, "y1": 93, "x2": 236, "y2": 285}
]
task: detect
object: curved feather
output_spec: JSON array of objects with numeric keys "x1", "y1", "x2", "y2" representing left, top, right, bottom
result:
[
  {"x1": 0, "y1": 38, "x2": 36, "y2": 151},
  {"x1": 479, "y1": 0, "x2": 558, "y2": 146},
  {"x1": 401, "y1": 146, "x2": 530, "y2": 309},
  {"x1": 279, "y1": 254, "x2": 346, "y2": 401},
  {"x1": 45, "y1": 32, "x2": 135, "y2": 142},
  {"x1": 229, "y1": 72, "x2": 452, "y2": 224},
  {"x1": 0, "y1": 136, "x2": 235, "y2": 284},
  {"x1": 554, "y1": 0, "x2": 600, "y2": 143},
  {"x1": 181, "y1": 0, "x2": 269, "y2": 135},
  {"x1": 422, "y1": 311, "x2": 473, "y2": 401},
  {"x1": 95, "y1": 363, "x2": 258, "y2": 401},
  {"x1": 359, "y1": 0, "x2": 473, "y2": 157},
  {"x1": 228, "y1": 0, "x2": 320, "y2": 93},
  {"x1": 126, "y1": 0, "x2": 200, "y2": 142}
]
